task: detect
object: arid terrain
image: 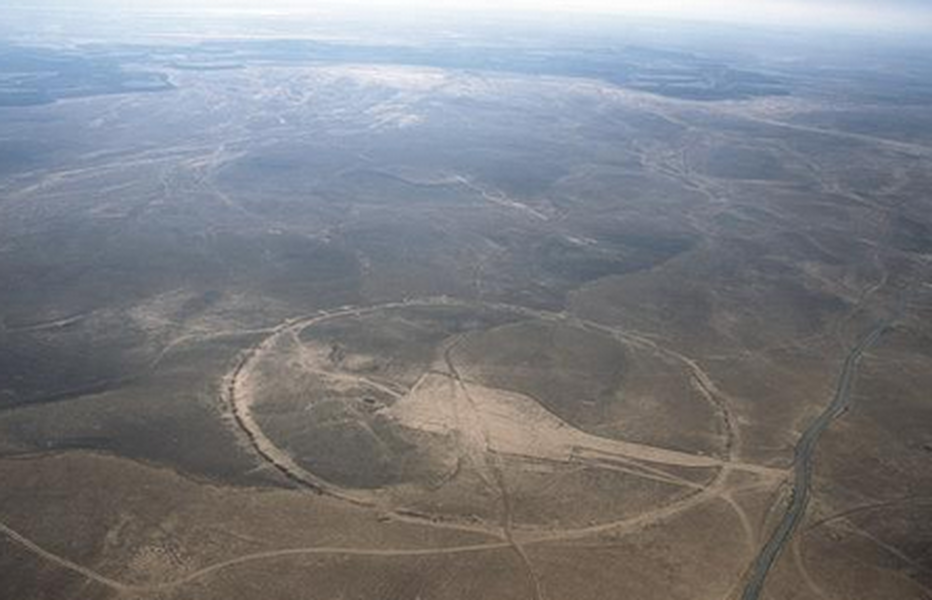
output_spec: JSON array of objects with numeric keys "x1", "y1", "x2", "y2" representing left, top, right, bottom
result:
[{"x1": 1, "y1": 10, "x2": 931, "y2": 600}]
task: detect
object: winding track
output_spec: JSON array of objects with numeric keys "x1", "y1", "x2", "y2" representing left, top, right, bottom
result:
[
  {"x1": 0, "y1": 518, "x2": 511, "y2": 594},
  {"x1": 739, "y1": 319, "x2": 892, "y2": 600},
  {"x1": 0, "y1": 296, "x2": 784, "y2": 595},
  {"x1": 443, "y1": 338, "x2": 545, "y2": 600},
  {"x1": 0, "y1": 474, "x2": 772, "y2": 595},
  {"x1": 224, "y1": 298, "x2": 780, "y2": 511}
]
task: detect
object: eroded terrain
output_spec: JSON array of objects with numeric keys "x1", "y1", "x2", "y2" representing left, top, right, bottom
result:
[{"x1": 1, "y1": 24, "x2": 931, "y2": 600}]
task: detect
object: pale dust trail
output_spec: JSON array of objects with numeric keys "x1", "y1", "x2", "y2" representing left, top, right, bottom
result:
[
  {"x1": 443, "y1": 340, "x2": 545, "y2": 600},
  {"x1": 0, "y1": 518, "x2": 511, "y2": 594},
  {"x1": 0, "y1": 521, "x2": 133, "y2": 593},
  {"x1": 0, "y1": 298, "x2": 785, "y2": 594}
]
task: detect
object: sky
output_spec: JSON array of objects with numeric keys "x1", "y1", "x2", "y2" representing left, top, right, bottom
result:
[{"x1": 6, "y1": 0, "x2": 932, "y2": 32}]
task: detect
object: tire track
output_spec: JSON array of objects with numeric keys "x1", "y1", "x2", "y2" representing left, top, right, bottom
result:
[
  {"x1": 0, "y1": 297, "x2": 786, "y2": 595},
  {"x1": 443, "y1": 339, "x2": 545, "y2": 600},
  {"x1": 0, "y1": 519, "x2": 510, "y2": 594}
]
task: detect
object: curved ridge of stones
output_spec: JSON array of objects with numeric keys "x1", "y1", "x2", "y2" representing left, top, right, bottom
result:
[
  {"x1": 0, "y1": 297, "x2": 789, "y2": 594},
  {"x1": 222, "y1": 297, "x2": 785, "y2": 537}
]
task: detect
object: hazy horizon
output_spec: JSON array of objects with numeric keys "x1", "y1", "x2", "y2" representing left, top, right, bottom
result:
[
  {"x1": 3, "y1": 0, "x2": 931, "y2": 34},
  {"x1": 1, "y1": 0, "x2": 931, "y2": 598}
]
